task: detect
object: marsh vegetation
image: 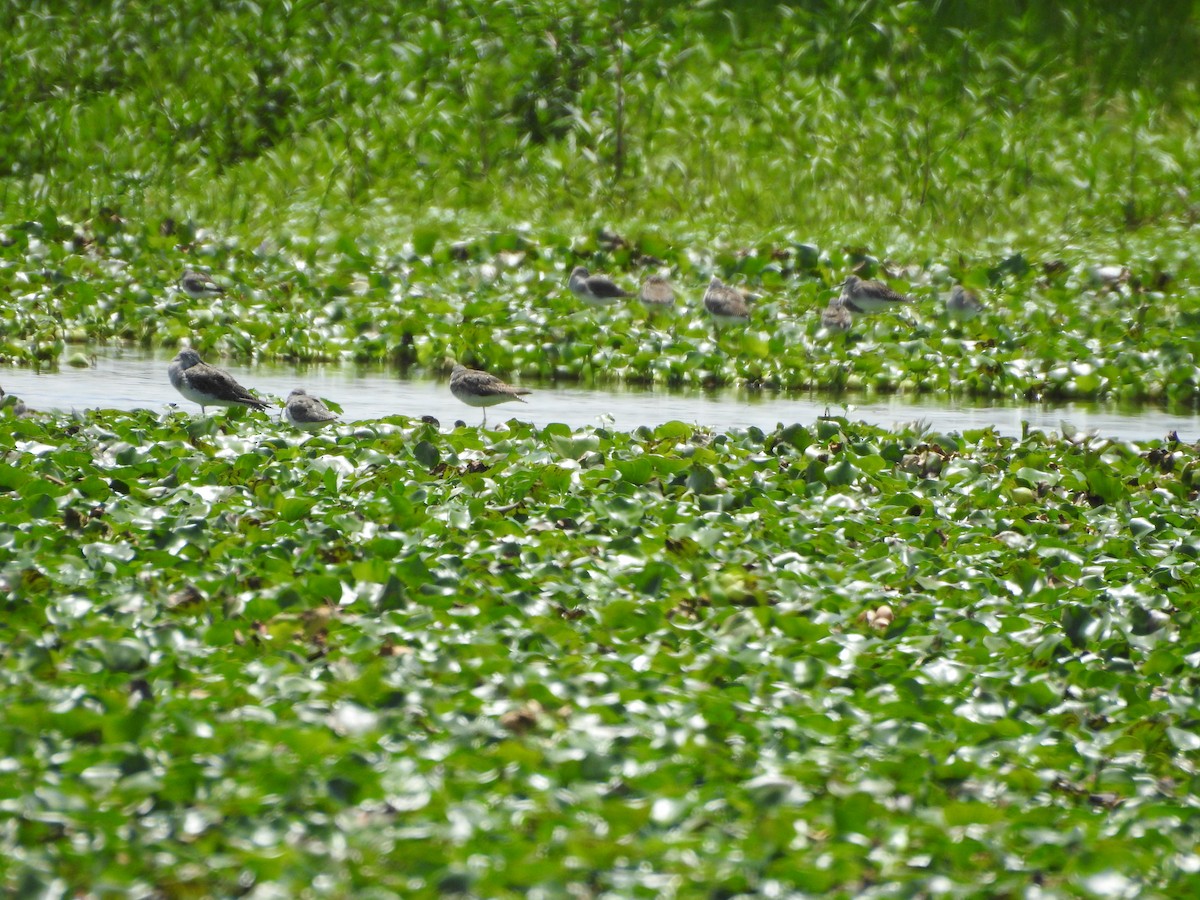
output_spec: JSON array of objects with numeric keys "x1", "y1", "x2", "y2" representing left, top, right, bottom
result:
[{"x1": 3, "y1": 1, "x2": 1200, "y2": 895}]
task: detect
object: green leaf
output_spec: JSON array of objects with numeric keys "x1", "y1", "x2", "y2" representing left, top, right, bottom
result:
[
  {"x1": 411, "y1": 226, "x2": 440, "y2": 256},
  {"x1": 1086, "y1": 466, "x2": 1125, "y2": 504},
  {"x1": 276, "y1": 496, "x2": 316, "y2": 522},
  {"x1": 412, "y1": 440, "x2": 440, "y2": 469},
  {"x1": 95, "y1": 639, "x2": 148, "y2": 673},
  {"x1": 686, "y1": 464, "x2": 717, "y2": 494}
]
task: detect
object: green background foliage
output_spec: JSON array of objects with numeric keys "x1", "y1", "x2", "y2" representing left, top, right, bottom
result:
[{"x1": 3, "y1": 0, "x2": 1198, "y2": 248}]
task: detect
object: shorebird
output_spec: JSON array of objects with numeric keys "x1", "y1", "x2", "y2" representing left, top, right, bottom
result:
[
  {"x1": 283, "y1": 389, "x2": 339, "y2": 431},
  {"x1": 639, "y1": 274, "x2": 676, "y2": 309},
  {"x1": 819, "y1": 297, "x2": 853, "y2": 335},
  {"x1": 568, "y1": 266, "x2": 632, "y2": 305},
  {"x1": 838, "y1": 274, "x2": 912, "y2": 315},
  {"x1": 178, "y1": 270, "x2": 227, "y2": 299},
  {"x1": 168, "y1": 348, "x2": 270, "y2": 415},
  {"x1": 450, "y1": 363, "x2": 531, "y2": 425},
  {"x1": 945, "y1": 285, "x2": 984, "y2": 321},
  {"x1": 703, "y1": 275, "x2": 751, "y2": 328}
]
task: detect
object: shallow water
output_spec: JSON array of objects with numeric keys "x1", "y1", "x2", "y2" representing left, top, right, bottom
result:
[{"x1": 1, "y1": 349, "x2": 1194, "y2": 442}]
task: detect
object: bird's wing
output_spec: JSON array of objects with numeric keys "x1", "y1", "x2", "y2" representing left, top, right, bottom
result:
[
  {"x1": 586, "y1": 275, "x2": 630, "y2": 298},
  {"x1": 862, "y1": 280, "x2": 909, "y2": 302},
  {"x1": 479, "y1": 374, "x2": 527, "y2": 397},
  {"x1": 189, "y1": 364, "x2": 268, "y2": 407},
  {"x1": 293, "y1": 395, "x2": 337, "y2": 421}
]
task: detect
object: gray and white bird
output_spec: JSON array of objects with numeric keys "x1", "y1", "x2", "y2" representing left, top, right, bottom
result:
[
  {"x1": 168, "y1": 348, "x2": 270, "y2": 415},
  {"x1": 178, "y1": 269, "x2": 227, "y2": 299},
  {"x1": 639, "y1": 274, "x2": 676, "y2": 309},
  {"x1": 819, "y1": 297, "x2": 853, "y2": 335},
  {"x1": 703, "y1": 275, "x2": 751, "y2": 327},
  {"x1": 838, "y1": 274, "x2": 912, "y2": 315},
  {"x1": 945, "y1": 285, "x2": 984, "y2": 322},
  {"x1": 568, "y1": 266, "x2": 632, "y2": 305},
  {"x1": 283, "y1": 389, "x2": 339, "y2": 432},
  {"x1": 450, "y1": 363, "x2": 531, "y2": 425}
]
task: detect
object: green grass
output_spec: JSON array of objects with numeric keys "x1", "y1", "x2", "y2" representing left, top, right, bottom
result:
[{"x1": 2, "y1": 1, "x2": 1198, "y2": 251}]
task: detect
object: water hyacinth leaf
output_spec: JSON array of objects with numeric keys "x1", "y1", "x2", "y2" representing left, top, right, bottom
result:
[
  {"x1": 1129, "y1": 606, "x2": 1169, "y2": 635},
  {"x1": 0, "y1": 463, "x2": 32, "y2": 491},
  {"x1": 682, "y1": 464, "x2": 718, "y2": 494},
  {"x1": 549, "y1": 433, "x2": 600, "y2": 459},
  {"x1": 1128, "y1": 518, "x2": 1155, "y2": 538},
  {"x1": 275, "y1": 495, "x2": 316, "y2": 522},
  {"x1": 412, "y1": 440, "x2": 440, "y2": 469},
  {"x1": 631, "y1": 561, "x2": 677, "y2": 595},
  {"x1": 613, "y1": 457, "x2": 654, "y2": 485},
  {"x1": 824, "y1": 459, "x2": 856, "y2": 485},
  {"x1": 26, "y1": 493, "x2": 59, "y2": 520},
  {"x1": 1013, "y1": 467, "x2": 1059, "y2": 488},
  {"x1": 296, "y1": 574, "x2": 344, "y2": 604},
  {"x1": 411, "y1": 226, "x2": 441, "y2": 257},
  {"x1": 1086, "y1": 466, "x2": 1125, "y2": 504},
  {"x1": 1062, "y1": 605, "x2": 1101, "y2": 648},
  {"x1": 1167, "y1": 727, "x2": 1200, "y2": 751},
  {"x1": 376, "y1": 574, "x2": 408, "y2": 610},
  {"x1": 654, "y1": 421, "x2": 693, "y2": 442},
  {"x1": 815, "y1": 419, "x2": 843, "y2": 441},
  {"x1": 93, "y1": 639, "x2": 149, "y2": 673},
  {"x1": 599, "y1": 599, "x2": 642, "y2": 631}
]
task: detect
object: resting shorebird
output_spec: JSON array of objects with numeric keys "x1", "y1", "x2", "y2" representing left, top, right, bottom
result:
[
  {"x1": 838, "y1": 274, "x2": 912, "y2": 315},
  {"x1": 283, "y1": 389, "x2": 339, "y2": 432},
  {"x1": 568, "y1": 266, "x2": 632, "y2": 305},
  {"x1": 168, "y1": 348, "x2": 270, "y2": 415},
  {"x1": 819, "y1": 297, "x2": 853, "y2": 335},
  {"x1": 450, "y1": 363, "x2": 531, "y2": 425},
  {"x1": 945, "y1": 285, "x2": 984, "y2": 322},
  {"x1": 703, "y1": 275, "x2": 752, "y2": 329},
  {"x1": 639, "y1": 274, "x2": 676, "y2": 309},
  {"x1": 178, "y1": 270, "x2": 227, "y2": 299}
]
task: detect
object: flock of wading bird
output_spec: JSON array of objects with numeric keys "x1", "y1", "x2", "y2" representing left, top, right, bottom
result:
[{"x1": 164, "y1": 265, "x2": 985, "y2": 428}]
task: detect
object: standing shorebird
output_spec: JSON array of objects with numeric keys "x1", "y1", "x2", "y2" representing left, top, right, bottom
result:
[
  {"x1": 168, "y1": 348, "x2": 270, "y2": 415},
  {"x1": 283, "y1": 389, "x2": 339, "y2": 432},
  {"x1": 450, "y1": 363, "x2": 531, "y2": 425},
  {"x1": 639, "y1": 274, "x2": 676, "y2": 310},
  {"x1": 703, "y1": 275, "x2": 752, "y2": 330},
  {"x1": 568, "y1": 266, "x2": 632, "y2": 305},
  {"x1": 945, "y1": 285, "x2": 984, "y2": 322},
  {"x1": 838, "y1": 274, "x2": 912, "y2": 315},
  {"x1": 818, "y1": 297, "x2": 853, "y2": 336},
  {"x1": 178, "y1": 269, "x2": 228, "y2": 299}
]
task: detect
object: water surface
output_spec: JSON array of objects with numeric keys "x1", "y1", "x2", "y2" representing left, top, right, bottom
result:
[{"x1": 2, "y1": 349, "x2": 1194, "y2": 442}]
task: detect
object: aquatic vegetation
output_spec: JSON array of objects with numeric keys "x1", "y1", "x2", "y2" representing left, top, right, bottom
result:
[
  {"x1": 2, "y1": 221, "x2": 1198, "y2": 407},
  {"x1": 2, "y1": 407, "x2": 1200, "y2": 894},
  {"x1": 3, "y1": 1, "x2": 1200, "y2": 894},
  {"x1": 2, "y1": 1, "x2": 1197, "y2": 401}
]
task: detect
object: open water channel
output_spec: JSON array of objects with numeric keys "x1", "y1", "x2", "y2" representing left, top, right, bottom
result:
[{"x1": 2, "y1": 349, "x2": 1196, "y2": 442}]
